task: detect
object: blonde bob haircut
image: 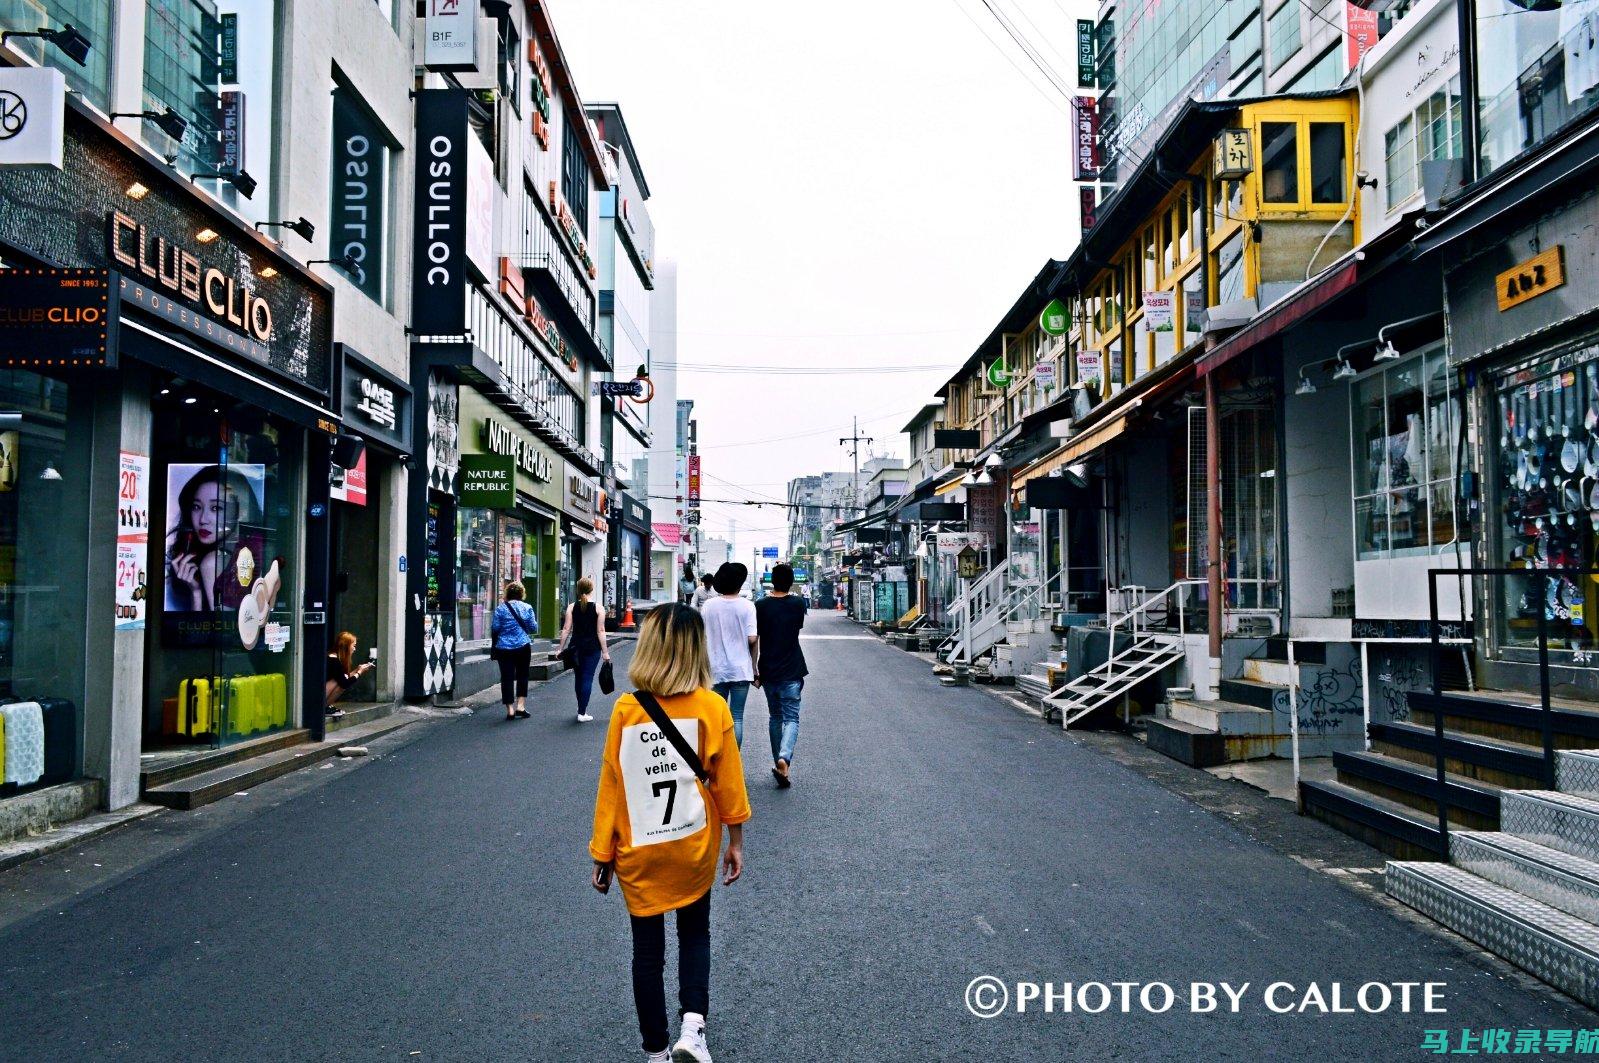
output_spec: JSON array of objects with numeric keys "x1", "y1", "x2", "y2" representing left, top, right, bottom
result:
[{"x1": 628, "y1": 603, "x2": 713, "y2": 696}]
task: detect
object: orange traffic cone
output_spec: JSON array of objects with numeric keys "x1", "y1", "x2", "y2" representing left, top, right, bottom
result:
[{"x1": 622, "y1": 602, "x2": 635, "y2": 629}]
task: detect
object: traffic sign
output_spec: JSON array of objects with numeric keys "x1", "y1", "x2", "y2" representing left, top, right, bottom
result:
[{"x1": 762, "y1": 546, "x2": 779, "y2": 558}]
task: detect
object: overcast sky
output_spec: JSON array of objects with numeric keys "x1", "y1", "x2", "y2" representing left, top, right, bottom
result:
[{"x1": 548, "y1": 0, "x2": 1093, "y2": 560}]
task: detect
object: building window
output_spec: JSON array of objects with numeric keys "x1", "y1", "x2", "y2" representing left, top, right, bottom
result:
[
  {"x1": 1473, "y1": 1, "x2": 1596, "y2": 177},
  {"x1": 1215, "y1": 232, "x2": 1245, "y2": 305},
  {"x1": 1283, "y1": 44, "x2": 1344, "y2": 93},
  {"x1": 1351, "y1": 344, "x2": 1455, "y2": 560},
  {"x1": 1260, "y1": 121, "x2": 1299, "y2": 203},
  {"x1": 0, "y1": 0, "x2": 113, "y2": 110},
  {"x1": 561, "y1": 113, "x2": 590, "y2": 239},
  {"x1": 1267, "y1": 3, "x2": 1301, "y2": 73},
  {"x1": 330, "y1": 86, "x2": 390, "y2": 304},
  {"x1": 1384, "y1": 114, "x2": 1417, "y2": 210},
  {"x1": 143, "y1": 0, "x2": 223, "y2": 177},
  {"x1": 1308, "y1": 122, "x2": 1346, "y2": 203},
  {"x1": 1384, "y1": 78, "x2": 1463, "y2": 211}
]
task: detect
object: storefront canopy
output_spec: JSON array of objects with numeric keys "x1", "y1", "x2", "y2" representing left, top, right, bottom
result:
[
  {"x1": 1013, "y1": 414, "x2": 1129, "y2": 487},
  {"x1": 1196, "y1": 260, "x2": 1360, "y2": 378}
]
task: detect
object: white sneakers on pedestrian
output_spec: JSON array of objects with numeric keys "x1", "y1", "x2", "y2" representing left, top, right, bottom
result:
[
  {"x1": 645, "y1": 1052, "x2": 670, "y2": 1063},
  {"x1": 671, "y1": 1013, "x2": 712, "y2": 1063},
  {"x1": 576, "y1": 713, "x2": 594, "y2": 723}
]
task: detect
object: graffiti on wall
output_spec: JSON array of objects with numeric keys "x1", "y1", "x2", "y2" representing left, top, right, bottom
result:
[{"x1": 1270, "y1": 644, "x2": 1364, "y2": 736}]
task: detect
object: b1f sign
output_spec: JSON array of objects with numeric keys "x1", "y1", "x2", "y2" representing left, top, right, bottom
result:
[
  {"x1": 0, "y1": 67, "x2": 66, "y2": 169},
  {"x1": 424, "y1": 0, "x2": 479, "y2": 70}
]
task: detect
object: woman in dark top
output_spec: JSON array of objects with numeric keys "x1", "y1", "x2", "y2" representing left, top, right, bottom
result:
[
  {"x1": 325, "y1": 631, "x2": 373, "y2": 717},
  {"x1": 555, "y1": 576, "x2": 610, "y2": 723}
]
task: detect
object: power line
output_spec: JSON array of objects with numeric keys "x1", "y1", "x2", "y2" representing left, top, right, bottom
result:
[
  {"x1": 949, "y1": 0, "x2": 1074, "y2": 116},
  {"x1": 659, "y1": 361, "x2": 949, "y2": 375},
  {"x1": 999, "y1": 0, "x2": 1076, "y2": 75},
  {"x1": 977, "y1": 0, "x2": 1077, "y2": 99}
]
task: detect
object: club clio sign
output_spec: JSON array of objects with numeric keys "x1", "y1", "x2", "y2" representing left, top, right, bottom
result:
[{"x1": 108, "y1": 210, "x2": 274, "y2": 357}]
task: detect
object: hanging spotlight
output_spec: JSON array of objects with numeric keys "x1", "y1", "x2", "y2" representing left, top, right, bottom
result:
[
  {"x1": 110, "y1": 107, "x2": 189, "y2": 143},
  {"x1": 1372, "y1": 338, "x2": 1401, "y2": 363},
  {"x1": 1295, "y1": 374, "x2": 1317, "y2": 396},
  {"x1": 256, "y1": 217, "x2": 316, "y2": 242},
  {"x1": 38, "y1": 461, "x2": 63, "y2": 482},
  {"x1": 1332, "y1": 359, "x2": 1357, "y2": 381},
  {"x1": 2, "y1": 23, "x2": 92, "y2": 66}
]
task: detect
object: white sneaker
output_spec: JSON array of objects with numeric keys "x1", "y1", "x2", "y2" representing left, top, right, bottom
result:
[
  {"x1": 671, "y1": 1014, "x2": 711, "y2": 1063},
  {"x1": 577, "y1": 713, "x2": 594, "y2": 722},
  {"x1": 646, "y1": 1052, "x2": 671, "y2": 1063}
]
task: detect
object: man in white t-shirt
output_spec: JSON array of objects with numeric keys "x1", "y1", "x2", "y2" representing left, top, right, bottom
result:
[{"x1": 702, "y1": 562, "x2": 758, "y2": 746}]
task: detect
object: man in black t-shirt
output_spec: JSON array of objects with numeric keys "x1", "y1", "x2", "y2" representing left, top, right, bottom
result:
[{"x1": 755, "y1": 564, "x2": 808, "y2": 788}]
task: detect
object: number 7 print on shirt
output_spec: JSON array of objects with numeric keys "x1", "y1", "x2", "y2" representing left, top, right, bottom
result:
[{"x1": 620, "y1": 720, "x2": 706, "y2": 846}]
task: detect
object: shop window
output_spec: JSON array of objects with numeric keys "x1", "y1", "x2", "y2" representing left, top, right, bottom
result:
[
  {"x1": 457, "y1": 508, "x2": 496, "y2": 643},
  {"x1": 1260, "y1": 122, "x2": 1299, "y2": 203},
  {"x1": 1267, "y1": 3, "x2": 1301, "y2": 72},
  {"x1": 1351, "y1": 345, "x2": 1455, "y2": 560},
  {"x1": 1472, "y1": 1, "x2": 1595, "y2": 177},
  {"x1": 330, "y1": 86, "x2": 390, "y2": 304},
  {"x1": 1308, "y1": 122, "x2": 1346, "y2": 204},
  {"x1": 0, "y1": 0, "x2": 112, "y2": 110},
  {"x1": 1141, "y1": 227, "x2": 1157, "y2": 293},
  {"x1": 0, "y1": 370, "x2": 88, "y2": 787}
]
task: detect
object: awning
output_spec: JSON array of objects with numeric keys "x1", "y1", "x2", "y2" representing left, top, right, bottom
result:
[
  {"x1": 1197, "y1": 260, "x2": 1360, "y2": 378},
  {"x1": 934, "y1": 472, "x2": 966, "y2": 496},
  {"x1": 1012, "y1": 414, "x2": 1130, "y2": 488}
]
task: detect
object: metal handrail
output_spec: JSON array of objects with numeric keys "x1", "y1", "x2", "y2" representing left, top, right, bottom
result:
[
  {"x1": 1105, "y1": 579, "x2": 1201, "y2": 680},
  {"x1": 1425, "y1": 566, "x2": 1585, "y2": 851}
]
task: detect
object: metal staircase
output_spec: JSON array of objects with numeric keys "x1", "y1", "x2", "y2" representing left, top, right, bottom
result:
[
  {"x1": 939, "y1": 566, "x2": 1061, "y2": 666},
  {"x1": 1040, "y1": 580, "x2": 1196, "y2": 727}
]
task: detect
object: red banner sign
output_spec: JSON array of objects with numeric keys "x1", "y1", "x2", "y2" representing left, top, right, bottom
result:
[
  {"x1": 1080, "y1": 186, "x2": 1097, "y2": 233},
  {"x1": 687, "y1": 454, "x2": 701, "y2": 503},
  {"x1": 1346, "y1": 2, "x2": 1378, "y2": 69}
]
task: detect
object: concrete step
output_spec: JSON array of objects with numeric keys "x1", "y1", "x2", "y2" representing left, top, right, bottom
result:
[
  {"x1": 325, "y1": 702, "x2": 394, "y2": 733},
  {"x1": 1386, "y1": 861, "x2": 1599, "y2": 1009},
  {"x1": 1451, "y1": 830, "x2": 1599, "y2": 924},
  {"x1": 1368, "y1": 721, "x2": 1550, "y2": 789},
  {"x1": 1501, "y1": 791, "x2": 1599, "y2": 864},
  {"x1": 1409, "y1": 690, "x2": 1599, "y2": 750},
  {"x1": 143, "y1": 713, "x2": 418, "y2": 810},
  {"x1": 1168, "y1": 699, "x2": 1277, "y2": 736},
  {"x1": 139, "y1": 729, "x2": 311, "y2": 790},
  {"x1": 1242, "y1": 658, "x2": 1295, "y2": 686},
  {"x1": 1217, "y1": 677, "x2": 1283, "y2": 711},
  {"x1": 1332, "y1": 749, "x2": 1501, "y2": 830},
  {"x1": 1145, "y1": 717, "x2": 1226, "y2": 768},
  {"x1": 1016, "y1": 673, "x2": 1052, "y2": 700},
  {"x1": 0, "y1": 779, "x2": 103, "y2": 845},
  {"x1": 1300, "y1": 778, "x2": 1445, "y2": 859}
]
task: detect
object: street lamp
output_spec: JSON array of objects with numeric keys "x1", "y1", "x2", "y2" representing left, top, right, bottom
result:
[
  {"x1": 1, "y1": 23, "x2": 91, "y2": 65},
  {"x1": 110, "y1": 107, "x2": 189, "y2": 143}
]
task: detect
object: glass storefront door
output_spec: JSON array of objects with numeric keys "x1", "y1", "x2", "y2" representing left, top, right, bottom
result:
[{"x1": 148, "y1": 387, "x2": 303, "y2": 748}]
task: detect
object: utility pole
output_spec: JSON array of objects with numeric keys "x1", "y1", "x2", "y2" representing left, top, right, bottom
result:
[{"x1": 839, "y1": 416, "x2": 874, "y2": 515}]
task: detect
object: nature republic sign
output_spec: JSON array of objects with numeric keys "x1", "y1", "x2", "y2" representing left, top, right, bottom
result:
[{"x1": 459, "y1": 454, "x2": 514, "y2": 509}]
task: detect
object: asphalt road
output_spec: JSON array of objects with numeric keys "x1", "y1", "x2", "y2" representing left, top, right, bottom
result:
[{"x1": 1, "y1": 609, "x2": 1593, "y2": 1062}]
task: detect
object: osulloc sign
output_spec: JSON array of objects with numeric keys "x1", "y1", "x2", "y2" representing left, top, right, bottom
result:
[{"x1": 412, "y1": 89, "x2": 469, "y2": 336}]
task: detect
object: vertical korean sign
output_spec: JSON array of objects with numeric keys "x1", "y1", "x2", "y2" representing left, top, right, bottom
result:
[
  {"x1": 1345, "y1": 2, "x2": 1378, "y2": 69},
  {"x1": 1080, "y1": 186, "x2": 1097, "y2": 233},
  {"x1": 687, "y1": 455, "x2": 702, "y2": 504},
  {"x1": 1072, "y1": 97, "x2": 1099, "y2": 181},
  {"x1": 116, "y1": 452, "x2": 150, "y2": 629},
  {"x1": 1076, "y1": 20, "x2": 1096, "y2": 87}
]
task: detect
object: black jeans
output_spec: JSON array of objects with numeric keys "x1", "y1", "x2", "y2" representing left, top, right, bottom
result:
[
  {"x1": 497, "y1": 644, "x2": 531, "y2": 704},
  {"x1": 630, "y1": 891, "x2": 711, "y2": 1053}
]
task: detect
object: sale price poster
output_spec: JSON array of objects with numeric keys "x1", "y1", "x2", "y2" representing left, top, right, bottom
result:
[{"x1": 115, "y1": 452, "x2": 150, "y2": 630}]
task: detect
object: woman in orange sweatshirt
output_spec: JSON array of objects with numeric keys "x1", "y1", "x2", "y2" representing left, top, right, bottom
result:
[{"x1": 590, "y1": 604, "x2": 751, "y2": 1063}]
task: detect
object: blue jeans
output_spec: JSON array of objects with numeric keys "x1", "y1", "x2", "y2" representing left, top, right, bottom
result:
[
  {"x1": 764, "y1": 678, "x2": 804, "y2": 765},
  {"x1": 712, "y1": 681, "x2": 750, "y2": 746},
  {"x1": 574, "y1": 649, "x2": 603, "y2": 714}
]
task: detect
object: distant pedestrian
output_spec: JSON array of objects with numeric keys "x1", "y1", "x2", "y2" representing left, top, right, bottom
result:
[
  {"x1": 324, "y1": 631, "x2": 374, "y2": 718},
  {"x1": 691, "y1": 573, "x2": 715, "y2": 611},
  {"x1": 702, "y1": 563, "x2": 756, "y2": 746},
  {"x1": 491, "y1": 582, "x2": 539, "y2": 721},
  {"x1": 755, "y1": 563, "x2": 808, "y2": 788},
  {"x1": 555, "y1": 577, "x2": 610, "y2": 723},
  {"x1": 590, "y1": 604, "x2": 750, "y2": 1063}
]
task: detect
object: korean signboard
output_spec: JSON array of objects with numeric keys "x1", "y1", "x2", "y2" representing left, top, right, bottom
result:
[
  {"x1": 1075, "y1": 349, "x2": 1103, "y2": 387},
  {"x1": 1072, "y1": 97, "x2": 1099, "y2": 181},
  {"x1": 339, "y1": 346, "x2": 412, "y2": 455},
  {"x1": 1039, "y1": 297, "x2": 1068, "y2": 336},
  {"x1": 687, "y1": 454, "x2": 701, "y2": 503},
  {"x1": 1143, "y1": 291, "x2": 1175, "y2": 333},
  {"x1": 1076, "y1": 20, "x2": 1096, "y2": 88},
  {"x1": 1080, "y1": 186, "x2": 1098, "y2": 233}
]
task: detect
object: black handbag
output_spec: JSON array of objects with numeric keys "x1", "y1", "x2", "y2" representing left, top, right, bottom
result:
[
  {"x1": 598, "y1": 660, "x2": 615, "y2": 695},
  {"x1": 633, "y1": 690, "x2": 707, "y2": 783}
]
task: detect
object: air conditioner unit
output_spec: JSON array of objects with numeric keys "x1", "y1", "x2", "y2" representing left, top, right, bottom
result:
[{"x1": 1203, "y1": 298, "x2": 1258, "y2": 334}]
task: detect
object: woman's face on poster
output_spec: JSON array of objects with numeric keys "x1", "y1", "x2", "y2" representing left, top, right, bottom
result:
[{"x1": 189, "y1": 481, "x2": 235, "y2": 545}]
